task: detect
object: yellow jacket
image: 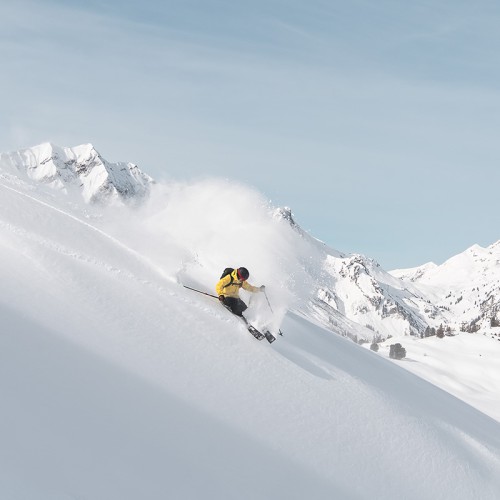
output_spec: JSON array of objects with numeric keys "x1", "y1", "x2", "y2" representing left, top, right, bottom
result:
[{"x1": 216, "y1": 269, "x2": 260, "y2": 298}]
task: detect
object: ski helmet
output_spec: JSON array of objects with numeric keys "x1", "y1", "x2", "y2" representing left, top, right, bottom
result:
[{"x1": 237, "y1": 267, "x2": 249, "y2": 281}]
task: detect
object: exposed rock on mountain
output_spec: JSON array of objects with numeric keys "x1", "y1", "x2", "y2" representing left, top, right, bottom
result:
[{"x1": 0, "y1": 142, "x2": 154, "y2": 205}]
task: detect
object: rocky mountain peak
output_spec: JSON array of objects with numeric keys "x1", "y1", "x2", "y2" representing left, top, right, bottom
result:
[{"x1": 0, "y1": 142, "x2": 154, "y2": 205}]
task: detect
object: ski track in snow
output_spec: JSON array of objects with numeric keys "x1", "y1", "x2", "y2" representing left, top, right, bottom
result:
[{"x1": 0, "y1": 180, "x2": 177, "y2": 285}]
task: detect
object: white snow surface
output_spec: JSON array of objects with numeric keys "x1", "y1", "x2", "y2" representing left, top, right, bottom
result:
[
  {"x1": 373, "y1": 332, "x2": 500, "y2": 423},
  {"x1": 1, "y1": 154, "x2": 500, "y2": 499}
]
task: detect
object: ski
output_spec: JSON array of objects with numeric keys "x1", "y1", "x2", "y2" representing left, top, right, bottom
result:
[
  {"x1": 263, "y1": 330, "x2": 276, "y2": 344},
  {"x1": 247, "y1": 325, "x2": 275, "y2": 343},
  {"x1": 247, "y1": 325, "x2": 265, "y2": 341},
  {"x1": 242, "y1": 316, "x2": 273, "y2": 342}
]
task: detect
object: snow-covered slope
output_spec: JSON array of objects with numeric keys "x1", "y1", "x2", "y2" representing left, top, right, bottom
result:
[
  {"x1": 1, "y1": 143, "x2": 451, "y2": 342},
  {"x1": 0, "y1": 142, "x2": 154, "y2": 205},
  {"x1": 275, "y1": 207, "x2": 447, "y2": 340},
  {"x1": 392, "y1": 241, "x2": 500, "y2": 332},
  {"x1": 2, "y1": 154, "x2": 500, "y2": 499},
  {"x1": 372, "y1": 331, "x2": 500, "y2": 422}
]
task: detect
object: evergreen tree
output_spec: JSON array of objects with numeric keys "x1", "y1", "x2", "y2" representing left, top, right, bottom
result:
[{"x1": 436, "y1": 324, "x2": 445, "y2": 338}]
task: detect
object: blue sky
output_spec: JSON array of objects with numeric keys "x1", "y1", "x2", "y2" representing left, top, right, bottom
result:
[{"x1": 1, "y1": 0, "x2": 500, "y2": 269}]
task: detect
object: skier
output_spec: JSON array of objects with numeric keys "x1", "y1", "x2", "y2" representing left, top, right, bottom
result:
[{"x1": 216, "y1": 267, "x2": 265, "y2": 318}]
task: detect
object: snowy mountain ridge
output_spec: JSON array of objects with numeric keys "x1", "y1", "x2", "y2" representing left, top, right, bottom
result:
[
  {"x1": 274, "y1": 206, "x2": 447, "y2": 340},
  {"x1": 0, "y1": 142, "x2": 154, "y2": 205},
  {"x1": 391, "y1": 240, "x2": 500, "y2": 334}
]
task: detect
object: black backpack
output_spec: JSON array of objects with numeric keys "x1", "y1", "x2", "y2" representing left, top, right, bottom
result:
[
  {"x1": 220, "y1": 267, "x2": 236, "y2": 289},
  {"x1": 220, "y1": 267, "x2": 234, "y2": 279}
]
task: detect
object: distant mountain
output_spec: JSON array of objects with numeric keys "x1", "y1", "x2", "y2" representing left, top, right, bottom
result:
[
  {"x1": 391, "y1": 241, "x2": 500, "y2": 333},
  {"x1": 274, "y1": 207, "x2": 446, "y2": 341},
  {"x1": 0, "y1": 143, "x2": 154, "y2": 205}
]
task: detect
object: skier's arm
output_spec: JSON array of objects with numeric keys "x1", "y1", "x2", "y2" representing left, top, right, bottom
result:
[{"x1": 242, "y1": 281, "x2": 262, "y2": 293}]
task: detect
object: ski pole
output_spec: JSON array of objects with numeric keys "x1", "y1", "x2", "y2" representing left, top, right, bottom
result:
[
  {"x1": 182, "y1": 285, "x2": 218, "y2": 299},
  {"x1": 263, "y1": 290, "x2": 274, "y2": 313},
  {"x1": 263, "y1": 290, "x2": 284, "y2": 336}
]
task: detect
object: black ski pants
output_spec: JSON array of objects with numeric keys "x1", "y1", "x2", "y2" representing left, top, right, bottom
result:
[{"x1": 223, "y1": 297, "x2": 248, "y2": 317}]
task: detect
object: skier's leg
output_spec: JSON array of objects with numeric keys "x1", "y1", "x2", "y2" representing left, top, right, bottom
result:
[
  {"x1": 223, "y1": 297, "x2": 247, "y2": 317},
  {"x1": 233, "y1": 299, "x2": 248, "y2": 317}
]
